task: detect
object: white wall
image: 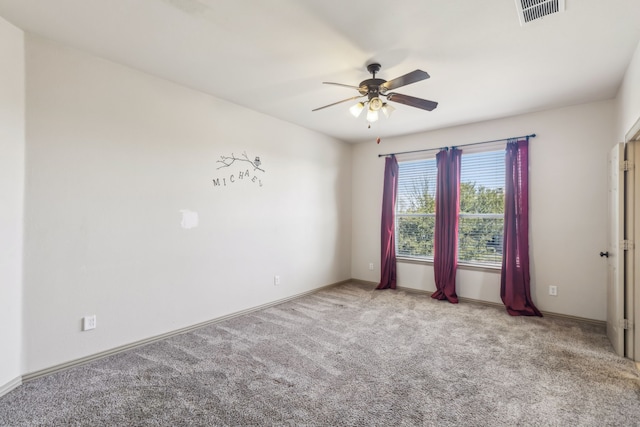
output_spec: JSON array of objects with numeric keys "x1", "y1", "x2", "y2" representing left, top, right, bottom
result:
[
  {"x1": 22, "y1": 35, "x2": 352, "y2": 373},
  {"x1": 616, "y1": 40, "x2": 640, "y2": 141},
  {"x1": 0, "y1": 16, "x2": 24, "y2": 393},
  {"x1": 352, "y1": 100, "x2": 615, "y2": 321}
]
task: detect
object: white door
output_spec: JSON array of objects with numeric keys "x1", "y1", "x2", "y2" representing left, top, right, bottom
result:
[{"x1": 607, "y1": 143, "x2": 625, "y2": 357}]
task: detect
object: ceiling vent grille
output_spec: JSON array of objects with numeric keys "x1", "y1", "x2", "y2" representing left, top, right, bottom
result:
[{"x1": 515, "y1": 0, "x2": 565, "y2": 26}]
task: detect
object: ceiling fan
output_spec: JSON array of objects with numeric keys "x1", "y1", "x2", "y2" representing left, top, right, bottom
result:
[{"x1": 312, "y1": 63, "x2": 438, "y2": 123}]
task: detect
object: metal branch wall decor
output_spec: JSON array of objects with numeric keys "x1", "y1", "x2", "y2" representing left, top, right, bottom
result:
[{"x1": 213, "y1": 151, "x2": 265, "y2": 188}]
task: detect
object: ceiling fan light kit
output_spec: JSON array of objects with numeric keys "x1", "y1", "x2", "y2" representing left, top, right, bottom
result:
[{"x1": 313, "y1": 63, "x2": 438, "y2": 127}]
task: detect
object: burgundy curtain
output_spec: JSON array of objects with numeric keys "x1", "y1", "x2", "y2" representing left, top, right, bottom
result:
[
  {"x1": 501, "y1": 140, "x2": 542, "y2": 316},
  {"x1": 377, "y1": 155, "x2": 399, "y2": 290},
  {"x1": 432, "y1": 148, "x2": 461, "y2": 303}
]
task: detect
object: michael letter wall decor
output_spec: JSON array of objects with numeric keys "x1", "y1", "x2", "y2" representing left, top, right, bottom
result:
[{"x1": 213, "y1": 151, "x2": 265, "y2": 188}]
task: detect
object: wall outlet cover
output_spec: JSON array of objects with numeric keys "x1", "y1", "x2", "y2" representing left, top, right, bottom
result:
[{"x1": 83, "y1": 315, "x2": 97, "y2": 331}]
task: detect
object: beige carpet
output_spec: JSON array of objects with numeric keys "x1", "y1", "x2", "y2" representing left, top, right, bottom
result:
[{"x1": 1, "y1": 282, "x2": 639, "y2": 426}]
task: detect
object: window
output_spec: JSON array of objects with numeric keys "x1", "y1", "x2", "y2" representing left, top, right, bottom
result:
[
  {"x1": 395, "y1": 148, "x2": 505, "y2": 266},
  {"x1": 396, "y1": 158, "x2": 437, "y2": 258},
  {"x1": 458, "y1": 150, "x2": 505, "y2": 265}
]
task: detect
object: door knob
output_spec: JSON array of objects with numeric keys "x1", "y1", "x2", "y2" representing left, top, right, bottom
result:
[{"x1": 600, "y1": 251, "x2": 609, "y2": 258}]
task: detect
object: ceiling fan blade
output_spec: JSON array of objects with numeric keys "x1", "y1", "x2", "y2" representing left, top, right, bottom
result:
[
  {"x1": 381, "y1": 70, "x2": 430, "y2": 91},
  {"x1": 312, "y1": 95, "x2": 365, "y2": 112},
  {"x1": 322, "y1": 82, "x2": 361, "y2": 90},
  {"x1": 386, "y1": 93, "x2": 438, "y2": 111}
]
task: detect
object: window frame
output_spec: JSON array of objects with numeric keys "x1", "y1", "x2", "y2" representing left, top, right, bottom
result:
[
  {"x1": 394, "y1": 155, "x2": 437, "y2": 261},
  {"x1": 394, "y1": 144, "x2": 506, "y2": 269}
]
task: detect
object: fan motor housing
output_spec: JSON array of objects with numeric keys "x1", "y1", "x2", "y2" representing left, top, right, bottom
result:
[{"x1": 359, "y1": 78, "x2": 387, "y2": 97}]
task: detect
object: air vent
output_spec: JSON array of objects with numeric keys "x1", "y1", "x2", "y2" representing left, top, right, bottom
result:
[{"x1": 515, "y1": 0, "x2": 565, "y2": 26}]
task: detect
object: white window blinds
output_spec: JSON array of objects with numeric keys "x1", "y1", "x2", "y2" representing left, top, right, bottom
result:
[{"x1": 395, "y1": 148, "x2": 505, "y2": 266}]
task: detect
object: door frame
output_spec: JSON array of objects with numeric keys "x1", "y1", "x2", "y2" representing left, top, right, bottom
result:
[
  {"x1": 607, "y1": 143, "x2": 625, "y2": 357},
  {"x1": 626, "y1": 142, "x2": 635, "y2": 360},
  {"x1": 627, "y1": 116, "x2": 640, "y2": 363}
]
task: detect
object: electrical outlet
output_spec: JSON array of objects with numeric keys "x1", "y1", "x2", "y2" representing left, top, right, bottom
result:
[
  {"x1": 274, "y1": 275, "x2": 280, "y2": 286},
  {"x1": 369, "y1": 263, "x2": 374, "y2": 271},
  {"x1": 549, "y1": 285, "x2": 558, "y2": 296},
  {"x1": 83, "y1": 315, "x2": 97, "y2": 331}
]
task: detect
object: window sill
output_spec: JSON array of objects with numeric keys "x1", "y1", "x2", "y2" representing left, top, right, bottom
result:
[{"x1": 396, "y1": 256, "x2": 501, "y2": 273}]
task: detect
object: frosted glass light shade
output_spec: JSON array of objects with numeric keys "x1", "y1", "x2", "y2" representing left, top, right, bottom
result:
[
  {"x1": 381, "y1": 103, "x2": 395, "y2": 118},
  {"x1": 349, "y1": 102, "x2": 365, "y2": 117},
  {"x1": 366, "y1": 108, "x2": 379, "y2": 123},
  {"x1": 369, "y1": 97, "x2": 383, "y2": 111}
]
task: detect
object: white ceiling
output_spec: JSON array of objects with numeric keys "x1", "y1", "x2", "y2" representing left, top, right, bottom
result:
[{"x1": 1, "y1": 0, "x2": 639, "y2": 143}]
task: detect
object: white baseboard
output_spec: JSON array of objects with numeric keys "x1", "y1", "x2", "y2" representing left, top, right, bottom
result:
[
  {"x1": 0, "y1": 376, "x2": 22, "y2": 398},
  {"x1": 352, "y1": 279, "x2": 606, "y2": 327},
  {"x1": 398, "y1": 285, "x2": 605, "y2": 327}
]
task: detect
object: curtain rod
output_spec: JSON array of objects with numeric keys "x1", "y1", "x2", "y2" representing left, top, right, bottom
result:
[{"x1": 377, "y1": 133, "x2": 536, "y2": 158}]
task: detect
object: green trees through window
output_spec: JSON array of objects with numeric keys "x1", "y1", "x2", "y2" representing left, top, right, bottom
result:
[
  {"x1": 396, "y1": 150, "x2": 505, "y2": 265},
  {"x1": 396, "y1": 159, "x2": 437, "y2": 258}
]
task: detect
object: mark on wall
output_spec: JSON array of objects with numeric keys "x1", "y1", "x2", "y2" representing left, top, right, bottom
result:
[
  {"x1": 213, "y1": 151, "x2": 265, "y2": 188},
  {"x1": 180, "y1": 210, "x2": 199, "y2": 229}
]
